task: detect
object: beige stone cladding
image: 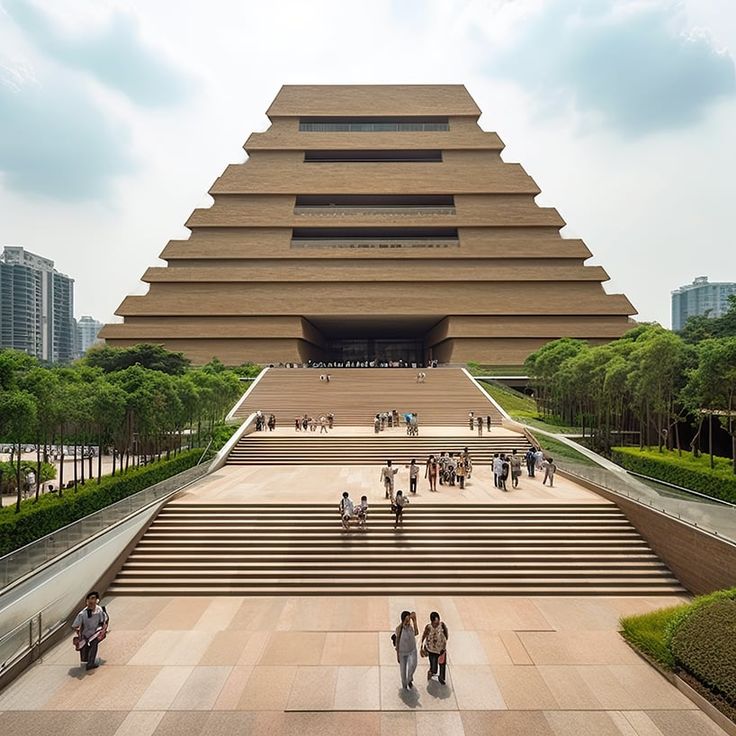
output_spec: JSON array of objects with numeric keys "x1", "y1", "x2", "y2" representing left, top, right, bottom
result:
[{"x1": 101, "y1": 84, "x2": 636, "y2": 364}]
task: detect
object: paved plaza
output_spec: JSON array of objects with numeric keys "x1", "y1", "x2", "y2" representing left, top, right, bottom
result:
[{"x1": 2, "y1": 593, "x2": 727, "y2": 736}]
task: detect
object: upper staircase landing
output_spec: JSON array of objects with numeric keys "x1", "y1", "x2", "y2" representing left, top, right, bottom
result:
[{"x1": 234, "y1": 368, "x2": 503, "y2": 426}]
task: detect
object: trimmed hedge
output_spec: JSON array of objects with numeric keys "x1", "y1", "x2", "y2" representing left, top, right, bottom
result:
[
  {"x1": 612, "y1": 447, "x2": 736, "y2": 504},
  {"x1": 671, "y1": 599, "x2": 736, "y2": 706},
  {"x1": 621, "y1": 588, "x2": 736, "y2": 711},
  {"x1": 0, "y1": 448, "x2": 203, "y2": 556}
]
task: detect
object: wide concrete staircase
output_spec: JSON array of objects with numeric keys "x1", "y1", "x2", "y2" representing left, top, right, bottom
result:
[
  {"x1": 234, "y1": 368, "x2": 502, "y2": 426},
  {"x1": 108, "y1": 503, "x2": 686, "y2": 596},
  {"x1": 226, "y1": 435, "x2": 531, "y2": 465}
]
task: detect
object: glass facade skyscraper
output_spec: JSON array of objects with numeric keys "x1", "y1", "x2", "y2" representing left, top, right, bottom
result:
[
  {"x1": 671, "y1": 276, "x2": 736, "y2": 331},
  {"x1": 0, "y1": 246, "x2": 76, "y2": 363}
]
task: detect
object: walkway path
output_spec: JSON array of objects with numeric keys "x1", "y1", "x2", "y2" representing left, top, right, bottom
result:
[{"x1": 0, "y1": 593, "x2": 725, "y2": 735}]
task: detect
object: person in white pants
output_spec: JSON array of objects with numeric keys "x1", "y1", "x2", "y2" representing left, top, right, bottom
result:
[{"x1": 393, "y1": 611, "x2": 419, "y2": 690}]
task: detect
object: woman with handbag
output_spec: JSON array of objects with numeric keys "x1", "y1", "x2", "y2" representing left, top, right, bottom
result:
[{"x1": 421, "y1": 611, "x2": 449, "y2": 685}]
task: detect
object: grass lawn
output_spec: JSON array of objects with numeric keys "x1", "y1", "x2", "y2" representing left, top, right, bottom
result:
[
  {"x1": 478, "y1": 381, "x2": 582, "y2": 434},
  {"x1": 620, "y1": 604, "x2": 688, "y2": 668},
  {"x1": 468, "y1": 364, "x2": 527, "y2": 376},
  {"x1": 534, "y1": 433, "x2": 596, "y2": 467},
  {"x1": 479, "y1": 381, "x2": 537, "y2": 417}
]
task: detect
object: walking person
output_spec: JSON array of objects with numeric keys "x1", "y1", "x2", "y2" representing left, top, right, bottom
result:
[
  {"x1": 72, "y1": 591, "x2": 109, "y2": 671},
  {"x1": 542, "y1": 457, "x2": 557, "y2": 487},
  {"x1": 462, "y1": 447, "x2": 472, "y2": 480},
  {"x1": 492, "y1": 453, "x2": 502, "y2": 488},
  {"x1": 355, "y1": 495, "x2": 368, "y2": 529},
  {"x1": 393, "y1": 490, "x2": 409, "y2": 527},
  {"x1": 455, "y1": 456, "x2": 466, "y2": 489},
  {"x1": 534, "y1": 448, "x2": 544, "y2": 473},
  {"x1": 525, "y1": 447, "x2": 536, "y2": 477},
  {"x1": 339, "y1": 491, "x2": 354, "y2": 530},
  {"x1": 421, "y1": 611, "x2": 449, "y2": 685},
  {"x1": 407, "y1": 459, "x2": 419, "y2": 494},
  {"x1": 438, "y1": 452, "x2": 448, "y2": 485},
  {"x1": 374, "y1": 414, "x2": 381, "y2": 434},
  {"x1": 425, "y1": 454, "x2": 438, "y2": 492},
  {"x1": 468, "y1": 410, "x2": 474, "y2": 431},
  {"x1": 486, "y1": 414, "x2": 492, "y2": 432},
  {"x1": 476, "y1": 415, "x2": 483, "y2": 437},
  {"x1": 393, "y1": 611, "x2": 419, "y2": 690},
  {"x1": 380, "y1": 460, "x2": 398, "y2": 500},
  {"x1": 501, "y1": 454, "x2": 511, "y2": 491},
  {"x1": 319, "y1": 415, "x2": 328, "y2": 434},
  {"x1": 510, "y1": 449, "x2": 522, "y2": 489},
  {"x1": 446, "y1": 453, "x2": 456, "y2": 486},
  {"x1": 327, "y1": 412, "x2": 335, "y2": 429}
]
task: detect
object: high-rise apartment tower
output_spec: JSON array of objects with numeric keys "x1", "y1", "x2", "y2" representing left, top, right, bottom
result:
[
  {"x1": 0, "y1": 246, "x2": 75, "y2": 363},
  {"x1": 672, "y1": 276, "x2": 736, "y2": 331}
]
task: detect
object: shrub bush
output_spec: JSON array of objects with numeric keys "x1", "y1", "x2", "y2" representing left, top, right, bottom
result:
[
  {"x1": 0, "y1": 448, "x2": 203, "y2": 555},
  {"x1": 612, "y1": 447, "x2": 736, "y2": 503},
  {"x1": 670, "y1": 598, "x2": 736, "y2": 706}
]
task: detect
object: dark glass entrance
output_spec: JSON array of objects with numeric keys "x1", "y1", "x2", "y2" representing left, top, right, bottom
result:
[{"x1": 327, "y1": 338, "x2": 425, "y2": 365}]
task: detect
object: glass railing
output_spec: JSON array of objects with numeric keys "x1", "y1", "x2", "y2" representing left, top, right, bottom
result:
[
  {"x1": 0, "y1": 463, "x2": 209, "y2": 592},
  {"x1": 0, "y1": 593, "x2": 68, "y2": 674},
  {"x1": 558, "y1": 457, "x2": 736, "y2": 544}
]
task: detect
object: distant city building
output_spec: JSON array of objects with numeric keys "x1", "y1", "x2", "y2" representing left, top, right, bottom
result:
[
  {"x1": 672, "y1": 276, "x2": 736, "y2": 331},
  {"x1": 75, "y1": 315, "x2": 103, "y2": 357},
  {"x1": 0, "y1": 245, "x2": 76, "y2": 363}
]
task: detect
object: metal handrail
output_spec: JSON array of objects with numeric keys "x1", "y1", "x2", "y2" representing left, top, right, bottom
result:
[
  {"x1": 0, "y1": 462, "x2": 209, "y2": 593},
  {"x1": 0, "y1": 593, "x2": 67, "y2": 672}
]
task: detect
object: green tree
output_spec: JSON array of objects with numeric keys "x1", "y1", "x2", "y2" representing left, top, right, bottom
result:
[
  {"x1": 691, "y1": 338, "x2": 736, "y2": 473},
  {"x1": 84, "y1": 344, "x2": 190, "y2": 375},
  {"x1": 0, "y1": 390, "x2": 38, "y2": 511},
  {"x1": 627, "y1": 328, "x2": 690, "y2": 452}
]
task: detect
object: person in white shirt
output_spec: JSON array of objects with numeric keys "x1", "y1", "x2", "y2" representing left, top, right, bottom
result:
[
  {"x1": 542, "y1": 458, "x2": 558, "y2": 487},
  {"x1": 493, "y1": 454, "x2": 503, "y2": 489},
  {"x1": 406, "y1": 459, "x2": 419, "y2": 494},
  {"x1": 339, "y1": 491, "x2": 355, "y2": 529},
  {"x1": 534, "y1": 449, "x2": 545, "y2": 471},
  {"x1": 380, "y1": 460, "x2": 399, "y2": 500},
  {"x1": 72, "y1": 591, "x2": 109, "y2": 671}
]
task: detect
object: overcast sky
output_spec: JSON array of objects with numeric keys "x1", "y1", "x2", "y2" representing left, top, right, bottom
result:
[{"x1": 1, "y1": 0, "x2": 734, "y2": 328}]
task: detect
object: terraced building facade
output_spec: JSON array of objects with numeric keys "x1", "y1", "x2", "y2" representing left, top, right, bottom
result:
[{"x1": 101, "y1": 84, "x2": 636, "y2": 365}]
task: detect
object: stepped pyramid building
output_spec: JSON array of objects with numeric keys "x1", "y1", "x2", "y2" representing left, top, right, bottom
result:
[{"x1": 101, "y1": 85, "x2": 636, "y2": 364}]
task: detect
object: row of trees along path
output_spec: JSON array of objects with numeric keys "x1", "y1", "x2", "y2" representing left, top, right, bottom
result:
[
  {"x1": 524, "y1": 296, "x2": 736, "y2": 471},
  {"x1": 0, "y1": 344, "x2": 244, "y2": 512}
]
